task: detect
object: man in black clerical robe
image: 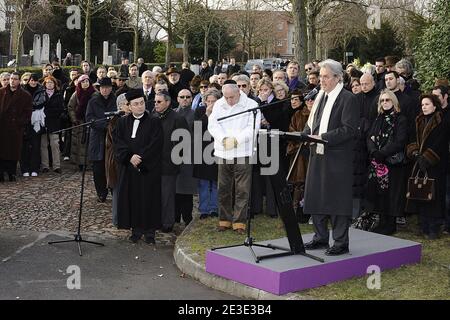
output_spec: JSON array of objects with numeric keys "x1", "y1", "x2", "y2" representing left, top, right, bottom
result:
[{"x1": 113, "y1": 89, "x2": 164, "y2": 244}]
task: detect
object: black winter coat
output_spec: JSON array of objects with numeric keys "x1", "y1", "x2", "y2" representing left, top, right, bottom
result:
[
  {"x1": 365, "y1": 111, "x2": 408, "y2": 216},
  {"x1": 406, "y1": 111, "x2": 449, "y2": 218},
  {"x1": 33, "y1": 89, "x2": 65, "y2": 133},
  {"x1": 85, "y1": 92, "x2": 117, "y2": 161}
]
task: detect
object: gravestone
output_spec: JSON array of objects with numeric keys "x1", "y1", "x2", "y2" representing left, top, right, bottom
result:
[
  {"x1": 0, "y1": 55, "x2": 8, "y2": 68},
  {"x1": 32, "y1": 34, "x2": 41, "y2": 66},
  {"x1": 115, "y1": 49, "x2": 121, "y2": 65},
  {"x1": 20, "y1": 55, "x2": 32, "y2": 67},
  {"x1": 111, "y1": 43, "x2": 118, "y2": 64},
  {"x1": 73, "y1": 54, "x2": 82, "y2": 67},
  {"x1": 129, "y1": 52, "x2": 134, "y2": 64},
  {"x1": 41, "y1": 34, "x2": 50, "y2": 64},
  {"x1": 103, "y1": 41, "x2": 109, "y2": 64},
  {"x1": 106, "y1": 55, "x2": 113, "y2": 66},
  {"x1": 56, "y1": 40, "x2": 62, "y2": 62}
]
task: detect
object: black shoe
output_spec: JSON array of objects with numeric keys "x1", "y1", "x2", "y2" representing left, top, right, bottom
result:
[
  {"x1": 161, "y1": 226, "x2": 173, "y2": 233},
  {"x1": 8, "y1": 174, "x2": 16, "y2": 182},
  {"x1": 143, "y1": 235, "x2": 155, "y2": 244},
  {"x1": 54, "y1": 168, "x2": 61, "y2": 174},
  {"x1": 210, "y1": 212, "x2": 218, "y2": 217},
  {"x1": 129, "y1": 234, "x2": 141, "y2": 243},
  {"x1": 325, "y1": 245, "x2": 349, "y2": 256},
  {"x1": 304, "y1": 240, "x2": 329, "y2": 250},
  {"x1": 0, "y1": 173, "x2": 4, "y2": 183},
  {"x1": 97, "y1": 194, "x2": 107, "y2": 203},
  {"x1": 199, "y1": 214, "x2": 209, "y2": 220},
  {"x1": 42, "y1": 168, "x2": 49, "y2": 173}
]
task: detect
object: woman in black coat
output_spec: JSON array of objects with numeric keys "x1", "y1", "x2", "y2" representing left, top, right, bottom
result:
[
  {"x1": 365, "y1": 89, "x2": 408, "y2": 235},
  {"x1": 34, "y1": 75, "x2": 64, "y2": 173},
  {"x1": 406, "y1": 94, "x2": 448, "y2": 239},
  {"x1": 193, "y1": 88, "x2": 221, "y2": 219}
]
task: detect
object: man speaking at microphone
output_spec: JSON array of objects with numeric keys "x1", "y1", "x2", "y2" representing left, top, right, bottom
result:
[
  {"x1": 85, "y1": 77, "x2": 116, "y2": 202},
  {"x1": 302, "y1": 59, "x2": 359, "y2": 256}
]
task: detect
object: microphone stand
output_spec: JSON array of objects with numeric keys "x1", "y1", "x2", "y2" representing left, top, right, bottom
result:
[
  {"x1": 212, "y1": 100, "x2": 325, "y2": 263},
  {"x1": 48, "y1": 115, "x2": 114, "y2": 256}
]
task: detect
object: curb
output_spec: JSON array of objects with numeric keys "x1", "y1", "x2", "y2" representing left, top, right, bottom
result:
[{"x1": 173, "y1": 219, "x2": 313, "y2": 300}]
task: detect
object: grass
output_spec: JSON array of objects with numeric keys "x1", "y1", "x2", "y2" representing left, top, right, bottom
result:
[{"x1": 177, "y1": 214, "x2": 450, "y2": 300}]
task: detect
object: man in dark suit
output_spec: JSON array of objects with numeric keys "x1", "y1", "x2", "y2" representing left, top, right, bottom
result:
[
  {"x1": 141, "y1": 70, "x2": 156, "y2": 112},
  {"x1": 302, "y1": 59, "x2": 359, "y2": 256}
]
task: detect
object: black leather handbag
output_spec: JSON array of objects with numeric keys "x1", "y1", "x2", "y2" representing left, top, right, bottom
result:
[{"x1": 406, "y1": 164, "x2": 435, "y2": 201}]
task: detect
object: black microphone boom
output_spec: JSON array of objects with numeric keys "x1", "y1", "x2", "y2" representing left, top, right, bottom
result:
[{"x1": 104, "y1": 110, "x2": 125, "y2": 117}]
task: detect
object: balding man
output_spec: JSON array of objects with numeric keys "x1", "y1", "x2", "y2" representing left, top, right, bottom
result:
[
  {"x1": 302, "y1": 59, "x2": 359, "y2": 256},
  {"x1": 208, "y1": 84, "x2": 261, "y2": 233},
  {"x1": 358, "y1": 73, "x2": 379, "y2": 122},
  {"x1": 141, "y1": 70, "x2": 156, "y2": 112}
]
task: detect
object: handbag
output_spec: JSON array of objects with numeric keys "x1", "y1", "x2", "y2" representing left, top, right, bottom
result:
[{"x1": 406, "y1": 163, "x2": 435, "y2": 201}]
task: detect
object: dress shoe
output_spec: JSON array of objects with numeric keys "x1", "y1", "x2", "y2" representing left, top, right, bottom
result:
[
  {"x1": 161, "y1": 226, "x2": 173, "y2": 233},
  {"x1": 234, "y1": 228, "x2": 245, "y2": 235},
  {"x1": 42, "y1": 168, "x2": 49, "y2": 173},
  {"x1": 210, "y1": 212, "x2": 218, "y2": 217},
  {"x1": 199, "y1": 214, "x2": 209, "y2": 220},
  {"x1": 8, "y1": 174, "x2": 16, "y2": 182},
  {"x1": 97, "y1": 194, "x2": 107, "y2": 203},
  {"x1": 143, "y1": 235, "x2": 156, "y2": 244},
  {"x1": 325, "y1": 246, "x2": 349, "y2": 256},
  {"x1": 23, "y1": 172, "x2": 30, "y2": 177},
  {"x1": 0, "y1": 173, "x2": 4, "y2": 182},
  {"x1": 129, "y1": 234, "x2": 141, "y2": 243},
  {"x1": 304, "y1": 240, "x2": 329, "y2": 250},
  {"x1": 54, "y1": 168, "x2": 62, "y2": 174},
  {"x1": 31, "y1": 172, "x2": 38, "y2": 177}
]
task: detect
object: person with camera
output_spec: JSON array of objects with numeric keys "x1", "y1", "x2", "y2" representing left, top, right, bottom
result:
[
  {"x1": 406, "y1": 94, "x2": 448, "y2": 239},
  {"x1": 365, "y1": 89, "x2": 408, "y2": 235}
]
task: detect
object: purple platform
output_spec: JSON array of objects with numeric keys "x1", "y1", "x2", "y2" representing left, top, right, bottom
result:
[{"x1": 205, "y1": 228, "x2": 422, "y2": 295}]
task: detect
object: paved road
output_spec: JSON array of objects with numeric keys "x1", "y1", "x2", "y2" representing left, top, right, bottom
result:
[
  {"x1": 0, "y1": 229, "x2": 236, "y2": 300},
  {"x1": 0, "y1": 164, "x2": 236, "y2": 300}
]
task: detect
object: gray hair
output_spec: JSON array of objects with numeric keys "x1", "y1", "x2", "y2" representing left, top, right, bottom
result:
[
  {"x1": 319, "y1": 59, "x2": 343, "y2": 82},
  {"x1": 116, "y1": 93, "x2": 127, "y2": 111},
  {"x1": 152, "y1": 66, "x2": 163, "y2": 73},
  {"x1": 203, "y1": 88, "x2": 222, "y2": 101},
  {"x1": 222, "y1": 83, "x2": 240, "y2": 94},
  {"x1": 142, "y1": 70, "x2": 156, "y2": 78},
  {"x1": 231, "y1": 74, "x2": 250, "y2": 84},
  {"x1": 272, "y1": 80, "x2": 289, "y2": 94},
  {"x1": 395, "y1": 59, "x2": 413, "y2": 78},
  {"x1": 156, "y1": 91, "x2": 171, "y2": 102},
  {"x1": 0, "y1": 72, "x2": 11, "y2": 79}
]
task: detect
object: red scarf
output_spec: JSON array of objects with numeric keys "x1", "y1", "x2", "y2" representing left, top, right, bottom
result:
[{"x1": 75, "y1": 83, "x2": 95, "y2": 121}]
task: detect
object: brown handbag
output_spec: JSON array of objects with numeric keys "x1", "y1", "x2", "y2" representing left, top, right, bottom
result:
[{"x1": 406, "y1": 163, "x2": 435, "y2": 201}]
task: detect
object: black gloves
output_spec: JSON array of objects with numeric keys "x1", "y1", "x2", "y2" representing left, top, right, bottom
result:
[
  {"x1": 372, "y1": 150, "x2": 385, "y2": 162},
  {"x1": 417, "y1": 156, "x2": 429, "y2": 172}
]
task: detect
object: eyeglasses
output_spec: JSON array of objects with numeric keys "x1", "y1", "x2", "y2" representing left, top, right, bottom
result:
[
  {"x1": 155, "y1": 100, "x2": 165, "y2": 104},
  {"x1": 275, "y1": 88, "x2": 285, "y2": 93},
  {"x1": 237, "y1": 84, "x2": 248, "y2": 88},
  {"x1": 305, "y1": 68, "x2": 312, "y2": 71},
  {"x1": 200, "y1": 85, "x2": 208, "y2": 88},
  {"x1": 178, "y1": 96, "x2": 192, "y2": 99},
  {"x1": 380, "y1": 98, "x2": 391, "y2": 103}
]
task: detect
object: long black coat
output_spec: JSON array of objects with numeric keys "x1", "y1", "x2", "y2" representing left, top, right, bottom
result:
[
  {"x1": 85, "y1": 92, "x2": 117, "y2": 161},
  {"x1": 405, "y1": 111, "x2": 448, "y2": 218},
  {"x1": 33, "y1": 89, "x2": 65, "y2": 133},
  {"x1": 113, "y1": 112, "x2": 163, "y2": 230},
  {"x1": 193, "y1": 106, "x2": 218, "y2": 181},
  {"x1": 365, "y1": 112, "x2": 408, "y2": 216},
  {"x1": 152, "y1": 108, "x2": 189, "y2": 176},
  {"x1": 302, "y1": 87, "x2": 359, "y2": 216}
]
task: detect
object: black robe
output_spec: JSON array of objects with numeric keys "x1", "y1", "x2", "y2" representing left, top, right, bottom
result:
[{"x1": 113, "y1": 112, "x2": 164, "y2": 230}]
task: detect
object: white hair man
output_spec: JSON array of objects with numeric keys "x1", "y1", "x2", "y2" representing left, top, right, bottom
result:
[
  {"x1": 208, "y1": 84, "x2": 261, "y2": 233},
  {"x1": 302, "y1": 59, "x2": 359, "y2": 256}
]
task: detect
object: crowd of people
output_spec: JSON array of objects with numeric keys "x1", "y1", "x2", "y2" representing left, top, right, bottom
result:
[{"x1": 0, "y1": 54, "x2": 449, "y2": 247}]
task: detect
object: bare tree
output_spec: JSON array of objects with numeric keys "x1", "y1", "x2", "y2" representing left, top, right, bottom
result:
[{"x1": 0, "y1": 0, "x2": 52, "y2": 67}]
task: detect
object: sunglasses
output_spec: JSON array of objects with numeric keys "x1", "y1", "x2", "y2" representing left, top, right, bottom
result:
[
  {"x1": 305, "y1": 68, "x2": 312, "y2": 71},
  {"x1": 380, "y1": 98, "x2": 391, "y2": 102},
  {"x1": 155, "y1": 100, "x2": 165, "y2": 104},
  {"x1": 237, "y1": 84, "x2": 247, "y2": 88},
  {"x1": 200, "y1": 85, "x2": 208, "y2": 88},
  {"x1": 178, "y1": 96, "x2": 192, "y2": 99}
]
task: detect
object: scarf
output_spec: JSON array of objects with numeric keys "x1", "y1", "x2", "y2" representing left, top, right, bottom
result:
[
  {"x1": 287, "y1": 77, "x2": 300, "y2": 92},
  {"x1": 75, "y1": 83, "x2": 95, "y2": 121},
  {"x1": 368, "y1": 108, "x2": 396, "y2": 191},
  {"x1": 46, "y1": 89, "x2": 54, "y2": 98}
]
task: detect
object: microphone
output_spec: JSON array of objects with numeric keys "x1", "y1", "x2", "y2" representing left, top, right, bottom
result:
[
  {"x1": 104, "y1": 110, "x2": 125, "y2": 117},
  {"x1": 304, "y1": 86, "x2": 320, "y2": 101}
]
